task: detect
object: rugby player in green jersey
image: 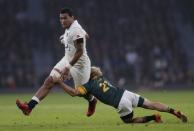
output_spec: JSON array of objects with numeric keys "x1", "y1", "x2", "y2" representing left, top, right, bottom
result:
[{"x1": 58, "y1": 66, "x2": 188, "y2": 123}]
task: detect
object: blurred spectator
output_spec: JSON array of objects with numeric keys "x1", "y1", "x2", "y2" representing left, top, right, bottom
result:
[
  {"x1": 125, "y1": 46, "x2": 141, "y2": 85},
  {"x1": 0, "y1": 0, "x2": 194, "y2": 89}
]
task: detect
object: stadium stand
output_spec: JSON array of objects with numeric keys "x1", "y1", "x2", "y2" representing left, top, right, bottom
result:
[{"x1": 0, "y1": 0, "x2": 194, "y2": 89}]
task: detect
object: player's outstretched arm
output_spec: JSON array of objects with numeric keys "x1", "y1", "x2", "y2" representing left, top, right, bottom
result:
[{"x1": 58, "y1": 81, "x2": 80, "y2": 97}]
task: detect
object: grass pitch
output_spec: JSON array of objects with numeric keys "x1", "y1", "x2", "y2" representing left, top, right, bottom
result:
[{"x1": 0, "y1": 90, "x2": 193, "y2": 131}]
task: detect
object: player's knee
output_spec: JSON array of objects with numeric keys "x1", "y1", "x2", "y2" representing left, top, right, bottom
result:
[
  {"x1": 43, "y1": 76, "x2": 55, "y2": 88},
  {"x1": 122, "y1": 118, "x2": 133, "y2": 123},
  {"x1": 120, "y1": 112, "x2": 133, "y2": 123},
  {"x1": 49, "y1": 68, "x2": 62, "y2": 83}
]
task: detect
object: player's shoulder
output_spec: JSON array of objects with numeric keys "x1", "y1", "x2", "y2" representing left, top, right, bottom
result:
[
  {"x1": 70, "y1": 21, "x2": 85, "y2": 31},
  {"x1": 69, "y1": 27, "x2": 83, "y2": 33},
  {"x1": 70, "y1": 20, "x2": 81, "y2": 29},
  {"x1": 69, "y1": 27, "x2": 86, "y2": 39}
]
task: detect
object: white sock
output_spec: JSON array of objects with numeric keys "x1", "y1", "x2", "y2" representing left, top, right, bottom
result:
[
  {"x1": 32, "y1": 96, "x2": 40, "y2": 103},
  {"x1": 89, "y1": 96, "x2": 94, "y2": 102}
]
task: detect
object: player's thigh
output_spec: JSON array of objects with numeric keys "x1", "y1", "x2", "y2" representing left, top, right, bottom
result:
[
  {"x1": 126, "y1": 91, "x2": 146, "y2": 108},
  {"x1": 50, "y1": 56, "x2": 68, "y2": 81},
  {"x1": 117, "y1": 91, "x2": 133, "y2": 117},
  {"x1": 124, "y1": 91, "x2": 144, "y2": 107},
  {"x1": 70, "y1": 65, "x2": 91, "y2": 86},
  {"x1": 53, "y1": 56, "x2": 68, "y2": 71}
]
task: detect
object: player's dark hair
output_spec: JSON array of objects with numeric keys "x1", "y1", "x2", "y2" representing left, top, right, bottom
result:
[{"x1": 60, "y1": 8, "x2": 74, "y2": 17}]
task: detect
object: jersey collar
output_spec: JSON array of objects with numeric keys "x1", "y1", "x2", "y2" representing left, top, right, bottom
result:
[{"x1": 67, "y1": 20, "x2": 78, "y2": 30}]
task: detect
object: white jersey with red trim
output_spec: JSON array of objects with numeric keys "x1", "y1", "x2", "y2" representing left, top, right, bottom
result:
[{"x1": 60, "y1": 20, "x2": 89, "y2": 67}]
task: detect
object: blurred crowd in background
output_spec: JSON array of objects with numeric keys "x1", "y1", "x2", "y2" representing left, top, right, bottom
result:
[{"x1": 1, "y1": 0, "x2": 194, "y2": 90}]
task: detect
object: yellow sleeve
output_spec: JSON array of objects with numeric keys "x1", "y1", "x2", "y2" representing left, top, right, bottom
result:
[{"x1": 76, "y1": 86, "x2": 87, "y2": 95}]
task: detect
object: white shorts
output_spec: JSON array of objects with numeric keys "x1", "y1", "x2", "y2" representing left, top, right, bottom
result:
[
  {"x1": 117, "y1": 90, "x2": 141, "y2": 117},
  {"x1": 70, "y1": 63, "x2": 91, "y2": 86},
  {"x1": 50, "y1": 56, "x2": 91, "y2": 86}
]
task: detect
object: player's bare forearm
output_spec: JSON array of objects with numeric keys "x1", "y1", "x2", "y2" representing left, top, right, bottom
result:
[
  {"x1": 58, "y1": 81, "x2": 80, "y2": 96},
  {"x1": 69, "y1": 38, "x2": 83, "y2": 66}
]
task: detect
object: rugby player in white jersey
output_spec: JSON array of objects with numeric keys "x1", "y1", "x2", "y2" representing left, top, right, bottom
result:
[{"x1": 16, "y1": 8, "x2": 97, "y2": 117}]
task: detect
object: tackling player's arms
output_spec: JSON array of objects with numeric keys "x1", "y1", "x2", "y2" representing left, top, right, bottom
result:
[
  {"x1": 69, "y1": 38, "x2": 84, "y2": 66},
  {"x1": 58, "y1": 81, "x2": 81, "y2": 96}
]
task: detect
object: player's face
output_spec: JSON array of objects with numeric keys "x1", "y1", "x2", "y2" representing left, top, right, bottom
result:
[{"x1": 60, "y1": 13, "x2": 74, "y2": 28}]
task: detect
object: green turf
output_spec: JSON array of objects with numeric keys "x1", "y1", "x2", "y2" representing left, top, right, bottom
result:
[{"x1": 0, "y1": 90, "x2": 193, "y2": 131}]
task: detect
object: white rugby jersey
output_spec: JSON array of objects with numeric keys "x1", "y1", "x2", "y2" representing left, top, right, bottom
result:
[{"x1": 60, "y1": 20, "x2": 90, "y2": 67}]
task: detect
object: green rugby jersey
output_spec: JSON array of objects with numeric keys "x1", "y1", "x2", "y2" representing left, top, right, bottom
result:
[{"x1": 77, "y1": 76, "x2": 125, "y2": 108}]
